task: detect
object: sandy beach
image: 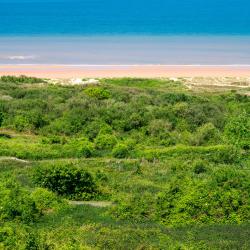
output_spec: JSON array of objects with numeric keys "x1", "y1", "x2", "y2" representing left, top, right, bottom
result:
[{"x1": 0, "y1": 65, "x2": 250, "y2": 78}]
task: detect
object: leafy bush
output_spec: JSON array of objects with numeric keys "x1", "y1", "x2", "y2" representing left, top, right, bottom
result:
[
  {"x1": 193, "y1": 160, "x2": 207, "y2": 174},
  {"x1": 31, "y1": 188, "x2": 64, "y2": 213},
  {"x1": 112, "y1": 143, "x2": 131, "y2": 158},
  {"x1": 94, "y1": 133, "x2": 117, "y2": 150},
  {"x1": 224, "y1": 112, "x2": 250, "y2": 148},
  {"x1": 33, "y1": 164, "x2": 98, "y2": 200},
  {"x1": 84, "y1": 120, "x2": 112, "y2": 140},
  {"x1": 13, "y1": 115, "x2": 31, "y2": 132},
  {"x1": 0, "y1": 75, "x2": 45, "y2": 84},
  {"x1": 84, "y1": 87, "x2": 111, "y2": 100},
  {"x1": 0, "y1": 112, "x2": 3, "y2": 127},
  {"x1": 0, "y1": 181, "x2": 40, "y2": 223},
  {"x1": 191, "y1": 123, "x2": 220, "y2": 146},
  {"x1": 143, "y1": 145, "x2": 239, "y2": 164},
  {"x1": 156, "y1": 169, "x2": 250, "y2": 226},
  {"x1": 77, "y1": 140, "x2": 95, "y2": 158}
]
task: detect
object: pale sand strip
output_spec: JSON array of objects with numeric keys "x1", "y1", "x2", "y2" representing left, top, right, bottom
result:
[{"x1": 0, "y1": 65, "x2": 250, "y2": 78}]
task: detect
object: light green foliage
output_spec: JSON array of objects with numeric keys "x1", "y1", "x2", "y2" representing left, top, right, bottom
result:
[
  {"x1": 156, "y1": 168, "x2": 250, "y2": 226},
  {"x1": 77, "y1": 139, "x2": 95, "y2": 158},
  {"x1": 0, "y1": 77, "x2": 249, "y2": 248},
  {"x1": 84, "y1": 87, "x2": 111, "y2": 99},
  {"x1": 112, "y1": 143, "x2": 131, "y2": 158},
  {"x1": 224, "y1": 111, "x2": 250, "y2": 148},
  {"x1": 31, "y1": 188, "x2": 64, "y2": 213},
  {"x1": 94, "y1": 133, "x2": 117, "y2": 150},
  {"x1": 0, "y1": 180, "x2": 40, "y2": 223}
]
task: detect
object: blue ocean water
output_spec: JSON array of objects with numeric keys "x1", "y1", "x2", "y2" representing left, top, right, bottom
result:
[
  {"x1": 0, "y1": 0, "x2": 250, "y2": 36},
  {"x1": 0, "y1": 0, "x2": 250, "y2": 65}
]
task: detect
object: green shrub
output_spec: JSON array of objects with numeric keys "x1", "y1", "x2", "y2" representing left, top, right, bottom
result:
[
  {"x1": 33, "y1": 164, "x2": 98, "y2": 200},
  {"x1": 0, "y1": 112, "x2": 3, "y2": 127},
  {"x1": 191, "y1": 123, "x2": 220, "y2": 146},
  {"x1": 0, "y1": 75, "x2": 45, "y2": 84},
  {"x1": 94, "y1": 133, "x2": 117, "y2": 150},
  {"x1": 0, "y1": 181, "x2": 40, "y2": 223},
  {"x1": 78, "y1": 140, "x2": 95, "y2": 158},
  {"x1": 112, "y1": 143, "x2": 131, "y2": 158},
  {"x1": 13, "y1": 115, "x2": 31, "y2": 132},
  {"x1": 193, "y1": 160, "x2": 207, "y2": 174},
  {"x1": 156, "y1": 169, "x2": 250, "y2": 226},
  {"x1": 224, "y1": 112, "x2": 250, "y2": 148},
  {"x1": 84, "y1": 87, "x2": 111, "y2": 100},
  {"x1": 84, "y1": 120, "x2": 112, "y2": 140},
  {"x1": 31, "y1": 188, "x2": 64, "y2": 213},
  {"x1": 41, "y1": 135, "x2": 67, "y2": 145},
  {"x1": 143, "y1": 145, "x2": 239, "y2": 164}
]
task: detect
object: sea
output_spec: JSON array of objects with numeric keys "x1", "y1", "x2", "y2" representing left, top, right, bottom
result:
[{"x1": 0, "y1": 0, "x2": 250, "y2": 65}]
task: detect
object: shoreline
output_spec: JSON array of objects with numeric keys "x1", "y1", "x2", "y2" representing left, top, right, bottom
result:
[{"x1": 0, "y1": 64, "x2": 250, "y2": 78}]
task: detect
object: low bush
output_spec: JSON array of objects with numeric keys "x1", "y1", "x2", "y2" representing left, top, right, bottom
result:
[
  {"x1": 84, "y1": 87, "x2": 111, "y2": 100},
  {"x1": 0, "y1": 75, "x2": 45, "y2": 84},
  {"x1": 33, "y1": 164, "x2": 98, "y2": 200},
  {"x1": 31, "y1": 188, "x2": 64, "y2": 213},
  {"x1": 0, "y1": 180, "x2": 40, "y2": 223},
  {"x1": 77, "y1": 140, "x2": 95, "y2": 158},
  {"x1": 0, "y1": 112, "x2": 3, "y2": 127},
  {"x1": 143, "y1": 145, "x2": 240, "y2": 163},
  {"x1": 112, "y1": 143, "x2": 131, "y2": 158},
  {"x1": 156, "y1": 169, "x2": 250, "y2": 226},
  {"x1": 224, "y1": 112, "x2": 250, "y2": 148},
  {"x1": 94, "y1": 133, "x2": 117, "y2": 150}
]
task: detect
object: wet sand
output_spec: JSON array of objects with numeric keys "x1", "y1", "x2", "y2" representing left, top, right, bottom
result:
[{"x1": 0, "y1": 65, "x2": 250, "y2": 78}]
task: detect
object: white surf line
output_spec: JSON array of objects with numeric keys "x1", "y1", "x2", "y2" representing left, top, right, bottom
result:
[{"x1": 1, "y1": 64, "x2": 250, "y2": 67}]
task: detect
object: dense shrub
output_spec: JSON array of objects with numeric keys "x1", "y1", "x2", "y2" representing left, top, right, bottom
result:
[
  {"x1": 13, "y1": 115, "x2": 31, "y2": 131},
  {"x1": 191, "y1": 122, "x2": 220, "y2": 146},
  {"x1": 84, "y1": 87, "x2": 111, "y2": 100},
  {"x1": 30, "y1": 188, "x2": 64, "y2": 213},
  {"x1": 0, "y1": 181, "x2": 40, "y2": 223},
  {"x1": 84, "y1": 120, "x2": 112, "y2": 140},
  {"x1": 94, "y1": 133, "x2": 117, "y2": 150},
  {"x1": 0, "y1": 112, "x2": 3, "y2": 127},
  {"x1": 224, "y1": 112, "x2": 250, "y2": 148},
  {"x1": 77, "y1": 140, "x2": 95, "y2": 158},
  {"x1": 33, "y1": 164, "x2": 98, "y2": 200},
  {"x1": 193, "y1": 160, "x2": 208, "y2": 174},
  {"x1": 112, "y1": 143, "x2": 131, "y2": 158},
  {"x1": 156, "y1": 169, "x2": 250, "y2": 226},
  {"x1": 0, "y1": 75, "x2": 45, "y2": 84}
]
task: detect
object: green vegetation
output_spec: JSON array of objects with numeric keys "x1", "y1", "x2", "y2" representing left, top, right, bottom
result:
[{"x1": 0, "y1": 76, "x2": 249, "y2": 249}]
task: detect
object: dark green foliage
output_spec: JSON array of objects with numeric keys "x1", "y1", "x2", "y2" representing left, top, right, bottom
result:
[
  {"x1": 0, "y1": 75, "x2": 45, "y2": 84},
  {"x1": 33, "y1": 164, "x2": 98, "y2": 200},
  {"x1": 193, "y1": 160, "x2": 207, "y2": 174},
  {"x1": 0, "y1": 112, "x2": 3, "y2": 127}
]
